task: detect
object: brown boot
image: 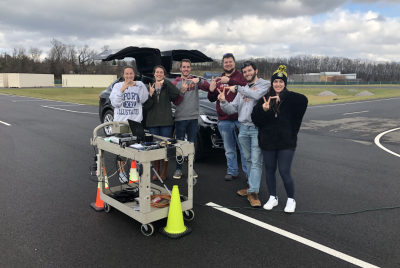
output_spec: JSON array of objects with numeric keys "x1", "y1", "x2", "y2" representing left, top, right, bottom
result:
[
  {"x1": 237, "y1": 183, "x2": 250, "y2": 196},
  {"x1": 152, "y1": 160, "x2": 160, "y2": 180},
  {"x1": 160, "y1": 159, "x2": 169, "y2": 181},
  {"x1": 247, "y1": 192, "x2": 261, "y2": 207}
]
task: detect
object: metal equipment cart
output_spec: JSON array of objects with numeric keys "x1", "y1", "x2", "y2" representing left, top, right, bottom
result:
[{"x1": 91, "y1": 121, "x2": 195, "y2": 236}]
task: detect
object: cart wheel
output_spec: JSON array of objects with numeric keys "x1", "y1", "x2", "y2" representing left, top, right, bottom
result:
[
  {"x1": 183, "y1": 210, "x2": 195, "y2": 221},
  {"x1": 141, "y1": 224, "x2": 154, "y2": 236},
  {"x1": 104, "y1": 202, "x2": 111, "y2": 213}
]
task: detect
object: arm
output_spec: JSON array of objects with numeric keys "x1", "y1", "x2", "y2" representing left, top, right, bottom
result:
[
  {"x1": 207, "y1": 90, "x2": 218, "y2": 103},
  {"x1": 173, "y1": 94, "x2": 184, "y2": 106},
  {"x1": 138, "y1": 82, "x2": 149, "y2": 104},
  {"x1": 288, "y1": 91, "x2": 308, "y2": 133},
  {"x1": 110, "y1": 83, "x2": 124, "y2": 108},
  {"x1": 197, "y1": 78, "x2": 211, "y2": 92},
  {"x1": 220, "y1": 93, "x2": 240, "y2": 115},
  {"x1": 144, "y1": 94, "x2": 156, "y2": 111},
  {"x1": 251, "y1": 96, "x2": 274, "y2": 128},
  {"x1": 237, "y1": 79, "x2": 270, "y2": 100},
  {"x1": 228, "y1": 73, "x2": 247, "y2": 86}
]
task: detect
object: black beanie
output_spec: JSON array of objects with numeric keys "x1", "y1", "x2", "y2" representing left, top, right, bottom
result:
[{"x1": 271, "y1": 65, "x2": 288, "y2": 86}]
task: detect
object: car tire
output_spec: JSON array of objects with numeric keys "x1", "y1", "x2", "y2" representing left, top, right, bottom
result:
[{"x1": 103, "y1": 110, "x2": 114, "y2": 136}]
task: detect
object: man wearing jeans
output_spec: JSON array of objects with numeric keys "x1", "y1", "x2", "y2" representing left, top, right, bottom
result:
[
  {"x1": 172, "y1": 59, "x2": 209, "y2": 179},
  {"x1": 218, "y1": 61, "x2": 270, "y2": 207},
  {"x1": 207, "y1": 53, "x2": 248, "y2": 181}
]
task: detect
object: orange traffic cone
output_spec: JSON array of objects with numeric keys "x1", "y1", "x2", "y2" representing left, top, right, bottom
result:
[
  {"x1": 129, "y1": 161, "x2": 139, "y2": 183},
  {"x1": 91, "y1": 167, "x2": 105, "y2": 211}
]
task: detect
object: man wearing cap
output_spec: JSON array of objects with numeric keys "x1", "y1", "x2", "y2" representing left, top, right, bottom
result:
[
  {"x1": 207, "y1": 53, "x2": 248, "y2": 181},
  {"x1": 217, "y1": 61, "x2": 270, "y2": 207}
]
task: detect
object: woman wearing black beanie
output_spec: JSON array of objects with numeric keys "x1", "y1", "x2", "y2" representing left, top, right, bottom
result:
[{"x1": 251, "y1": 65, "x2": 308, "y2": 213}]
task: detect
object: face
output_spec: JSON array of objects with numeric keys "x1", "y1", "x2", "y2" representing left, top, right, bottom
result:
[
  {"x1": 223, "y1": 57, "x2": 235, "y2": 74},
  {"x1": 273, "y1": 79, "x2": 285, "y2": 93},
  {"x1": 242, "y1": 65, "x2": 258, "y2": 83},
  {"x1": 180, "y1": 61, "x2": 191, "y2": 77},
  {"x1": 123, "y1": 68, "x2": 135, "y2": 81},
  {"x1": 154, "y1": 67, "x2": 165, "y2": 81}
]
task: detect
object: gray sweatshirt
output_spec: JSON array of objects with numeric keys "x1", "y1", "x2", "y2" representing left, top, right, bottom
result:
[
  {"x1": 173, "y1": 77, "x2": 208, "y2": 121},
  {"x1": 220, "y1": 78, "x2": 270, "y2": 126}
]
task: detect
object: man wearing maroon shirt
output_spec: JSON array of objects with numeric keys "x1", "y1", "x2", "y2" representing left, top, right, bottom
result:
[{"x1": 207, "y1": 53, "x2": 248, "y2": 181}]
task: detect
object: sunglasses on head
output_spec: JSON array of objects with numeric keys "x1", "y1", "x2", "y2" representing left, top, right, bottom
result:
[
  {"x1": 223, "y1": 53, "x2": 233, "y2": 57},
  {"x1": 241, "y1": 61, "x2": 253, "y2": 69}
]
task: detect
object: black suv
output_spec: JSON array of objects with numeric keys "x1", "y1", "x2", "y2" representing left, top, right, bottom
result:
[{"x1": 95, "y1": 47, "x2": 223, "y2": 160}]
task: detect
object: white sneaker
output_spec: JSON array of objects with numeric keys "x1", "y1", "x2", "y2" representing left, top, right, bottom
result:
[
  {"x1": 263, "y1": 196, "x2": 278, "y2": 210},
  {"x1": 284, "y1": 198, "x2": 296, "y2": 213}
]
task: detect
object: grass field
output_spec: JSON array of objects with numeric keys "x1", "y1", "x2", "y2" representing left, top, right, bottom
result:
[{"x1": 0, "y1": 85, "x2": 399, "y2": 106}]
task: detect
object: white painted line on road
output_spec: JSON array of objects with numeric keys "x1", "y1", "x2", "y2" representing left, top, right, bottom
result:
[
  {"x1": 374, "y1": 128, "x2": 400, "y2": 158},
  {"x1": 43, "y1": 104, "x2": 84, "y2": 106},
  {"x1": 41, "y1": 105, "x2": 97, "y2": 115},
  {"x1": 12, "y1": 100, "x2": 52, "y2": 102},
  {"x1": 343, "y1": 111, "x2": 369, "y2": 115},
  {"x1": 309, "y1": 97, "x2": 400, "y2": 108},
  {"x1": 207, "y1": 202, "x2": 379, "y2": 268},
  {"x1": 0, "y1": 120, "x2": 11, "y2": 126}
]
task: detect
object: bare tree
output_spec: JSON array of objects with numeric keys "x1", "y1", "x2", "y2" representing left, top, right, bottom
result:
[{"x1": 29, "y1": 47, "x2": 43, "y2": 62}]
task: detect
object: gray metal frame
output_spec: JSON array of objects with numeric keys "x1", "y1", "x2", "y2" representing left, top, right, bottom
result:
[{"x1": 91, "y1": 121, "x2": 194, "y2": 225}]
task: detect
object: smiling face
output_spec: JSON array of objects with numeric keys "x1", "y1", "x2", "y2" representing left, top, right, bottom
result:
[
  {"x1": 123, "y1": 67, "x2": 135, "y2": 81},
  {"x1": 273, "y1": 79, "x2": 285, "y2": 94},
  {"x1": 154, "y1": 67, "x2": 165, "y2": 81},
  {"x1": 223, "y1": 57, "x2": 235, "y2": 74},
  {"x1": 242, "y1": 65, "x2": 258, "y2": 83},
  {"x1": 180, "y1": 61, "x2": 191, "y2": 78}
]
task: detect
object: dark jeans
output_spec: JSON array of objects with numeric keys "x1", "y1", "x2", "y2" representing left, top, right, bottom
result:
[
  {"x1": 148, "y1": 126, "x2": 173, "y2": 138},
  {"x1": 262, "y1": 149, "x2": 295, "y2": 198},
  {"x1": 175, "y1": 119, "x2": 198, "y2": 170}
]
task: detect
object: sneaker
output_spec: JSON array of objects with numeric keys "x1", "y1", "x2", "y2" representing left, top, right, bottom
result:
[
  {"x1": 284, "y1": 198, "x2": 296, "y2": 213},
  {"x1": 247, "y1": 192, "x2": 261, "y2": 207},
  {"x1": 119, "y1": 172, "x2": 128, "y2": 183},
  {"x1": 263, "y1": 196, "x2": 278, "y2": 210},
  {"x1": 237, "y1": 184, "x2": 250, "y2": 196},
  {"x1": 225, "y1": 174, "x2": 238, "y2": 181},
  {"x1": 173, "y1": 169, "x2": 182, "y2": 179},
  {"x1": 193, "y1": 170, "x2": 198, "y2": 178}
]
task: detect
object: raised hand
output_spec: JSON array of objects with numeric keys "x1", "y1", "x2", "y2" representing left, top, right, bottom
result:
[
  {"x1": 227, "y1": 85, "x2": 236, "y2": 95},
  {"x1": 217, "y1": 88, "x2": 226, "y2": 102},
  {"x1": 262, "y1": 96, "x2": 270, "y2": 111},
  {"x1": 209, "y1": 76, "x2": 216, "y2": 92},
  {"x1": 218, "y1": 76, "x2": 230, "y2": 84},
  {"x1": 187, "y1": 77, "x2": 199, "y2": 84},
  {"x1": 121, "y1": 79, "x2": 135, "y2": 92},
  {"x1": 181, "y1": 79, "x2": 190, "y2": 93},
  {"x1": 149, "y1": 83, "x2": 155, "y2": 97}
]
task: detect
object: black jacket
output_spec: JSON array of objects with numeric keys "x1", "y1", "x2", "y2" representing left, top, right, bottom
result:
[{"x1": 251, "y1": 89, "x2": 308, "y2": 151}]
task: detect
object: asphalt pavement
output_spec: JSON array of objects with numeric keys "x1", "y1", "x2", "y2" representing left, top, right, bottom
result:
[{"x1": 0, "y1": 93, "x2": 399, "y2": 268}]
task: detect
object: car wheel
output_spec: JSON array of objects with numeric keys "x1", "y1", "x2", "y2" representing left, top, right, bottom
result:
[{"x1": 103, "y1": 110, "x2": 114, "y2": 135}]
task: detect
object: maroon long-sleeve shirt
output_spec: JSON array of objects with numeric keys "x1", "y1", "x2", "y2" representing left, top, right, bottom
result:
[{"x1": 207, "y1": 69, "x2": 247, "y2": 121}]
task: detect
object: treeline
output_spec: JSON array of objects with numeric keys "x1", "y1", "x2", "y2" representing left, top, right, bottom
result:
[
  {"x1": 0, "y1": 39, "x2": 399, "y2": 82},
  {"x1": 234, "y1": 55, "x2": 400, "y2": 82},
  {"x1": 0, "y1": 39, "x2": 136, "y2": 79}
]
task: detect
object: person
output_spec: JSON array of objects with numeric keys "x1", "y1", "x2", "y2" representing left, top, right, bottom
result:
[
  {"x1": 251, "y1": 65, "x2": 308, "y2": 213},
  {"x1": 110, "y1": 66, "x2": 149, "y2": 183},
  {"x1": 172, "y1": 59, "x2": 210, "y2": 180},
  {"x1": 144, "y1": 65, "x2": 182, "y2": 180},
  {"x1": 207, "y1": 53, "x2": 248, "y2": 181},
  {"x1": 218, "y1": 61, "x2": 270, "y2": 207}
]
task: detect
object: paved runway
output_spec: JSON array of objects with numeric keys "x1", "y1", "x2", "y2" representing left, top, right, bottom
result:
[{"x1": 0, "y1": 93, "x2": 399, "y2": 268}]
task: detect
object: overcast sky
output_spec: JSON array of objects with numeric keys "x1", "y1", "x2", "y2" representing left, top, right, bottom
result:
[{"x1": 0, "y1": 0, "x2": 399, "y2": 62}]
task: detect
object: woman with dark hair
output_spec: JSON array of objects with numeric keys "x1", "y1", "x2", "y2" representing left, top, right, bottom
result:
[
  {"x1": 251, "y1": 65, "x2": 308, "y2": 213},
  {"x1": 144, "y1": 65, "x2": 182, "y2": 180}
]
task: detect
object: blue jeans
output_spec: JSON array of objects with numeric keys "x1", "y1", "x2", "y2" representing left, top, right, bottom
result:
[
  {"x1": 238, "y1": 125, "x2": 263, "y2": 193},
  {"x1": 148, "y1": 126, "x2": 173, "y2": 138},
  {"x1": 218, "y1": 120, "x2": 247, "y2": 177},
  {"x1": 175, "y1": 119, "x2": 198, "y2": 170}
]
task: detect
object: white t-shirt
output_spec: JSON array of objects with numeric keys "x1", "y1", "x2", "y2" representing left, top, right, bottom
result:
[{"x1": 110, "y1": 81, "x2": 149, "y2": 123}]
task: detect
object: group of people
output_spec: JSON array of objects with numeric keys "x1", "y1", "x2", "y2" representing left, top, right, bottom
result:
[{"x1": 109, "y1": 53, "x2": 308, "y2": 213}]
